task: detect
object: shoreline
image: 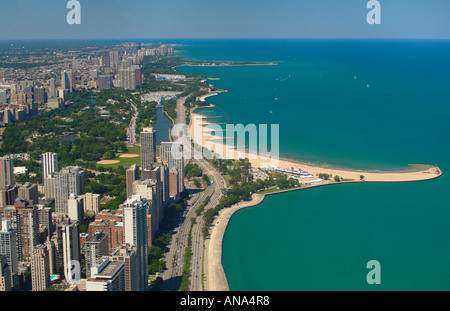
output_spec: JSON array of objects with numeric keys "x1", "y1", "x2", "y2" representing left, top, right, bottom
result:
[
  {"x1": 182, "y1": 65, "x2": 443, "y2": 292},
  {"x1": 194, "y1": 109, "x2": 443, "y2": 291},
  {"x1": 190, "y1": 112, "x2": 442, "y2": 183},
  {"x1": 206, "y1": 166, "x2": 443, "y2": 291}
]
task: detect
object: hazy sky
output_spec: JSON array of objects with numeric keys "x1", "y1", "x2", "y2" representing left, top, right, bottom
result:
[{"x1": 0, "y1": 0, "x2": 449, "y2": 40}]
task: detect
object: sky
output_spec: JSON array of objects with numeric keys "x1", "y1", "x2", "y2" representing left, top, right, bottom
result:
[{"x1": 0, "y1": 0, "x2": 449, "y2": 40}]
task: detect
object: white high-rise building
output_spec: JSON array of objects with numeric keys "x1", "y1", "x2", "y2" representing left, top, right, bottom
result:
[
  {"x1": 67, "y1": 194, "x2": 84, "y2": 222},
  {"x1": 83, "y1": 193, "x2": 100, "y2": 215},
  {"x1": 160, "y1": 142, "x2": 184, "y2": 193},
  {"x1": 54, "y1": 167, "x2": 85, "y2": 215},
  {"x1": 42, "y1": 152, "x2": 58, "y2": 181},
  {"x1": 119, "y1": 68, "x2": 136, "y2": 90},
  {"x1": 61, "y1": 219, "x2": 80, "y2": 284},
  {"x1": 123, "y1": 195, "x2": 148, "y2": 291}
]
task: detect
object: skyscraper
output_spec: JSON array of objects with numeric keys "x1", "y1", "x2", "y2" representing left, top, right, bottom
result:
[
  {"x1": 84, "y1": 232, "x2": 109, "y2": 278},
  {"x1": 84, "y1": 193, "x2": 100, "y2": 215},
  {"x1": 42, "y1": 152, "x2": 58, "y2": 181},
  {"x1": 123, "y1": 195, "x2": 148, "y2": 291},
  {"x1": 126, "y1": 164, "x2": 140, "y2": 199},
  {"x1": 161, "y1": 142, "x2": 185, "y2": 194},
  {"x1": 110, "y1": 245, "x2": 139, "y2": 291},
  {"x1": 67, "y1": 194, "x2": 84, "y2": 222},
  {"x1": 0, "y1": 254, "x2": 11, "y2": 291},
  {"x1": 49, "y1": 78, "x2": 56, "y2": 98},
  {"x1": 0, "y1": 156, "x2": 14, "y2": 190},
  {"x1": 98, "y1": 75, "x2": 113, "y2": 90},
  {"x1": 54, "y1": 167, "x2": 85, "y2": 215},
  {"x1": 0, "y1": 221, "x2": 18, "y2": 289},
  {"x1": 2, "y1": 203, "x2": 39, "y2": 261},
  {"x1": 61, "y1": 70, "x2": 75, "y2": 92},
  {"x1": 31, "y1": 244, "x2": 50, "y2": 291},
  {"x1": 61, "y1": 219, "x2": 80, "y2": 284},
  {"x1": 18, "y1": 182, "x2": 38, "y2": 205},
  {"x1": 119, "y1": 68, "x2": 136, "y2": 90},
  {"x1": 140, "y1": 127, "x2": 156, "y2": 169},
  {"x1": 109, "y1": 50, "x2": 119, "y2": 70}
]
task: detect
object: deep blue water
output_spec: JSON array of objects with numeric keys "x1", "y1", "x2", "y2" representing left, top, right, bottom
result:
[{"x1": 175, "y1": 39, "x2": 450, "y2": 290}]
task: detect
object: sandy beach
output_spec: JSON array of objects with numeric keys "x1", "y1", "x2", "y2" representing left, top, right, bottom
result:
[{"x1": 190, "y1": 112, "x2": 442, "y2": 183}]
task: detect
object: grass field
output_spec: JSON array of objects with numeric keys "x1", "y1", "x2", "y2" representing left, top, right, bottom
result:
[{"x1": 96, "y1": 144, "x2": 141, "y2": 169}]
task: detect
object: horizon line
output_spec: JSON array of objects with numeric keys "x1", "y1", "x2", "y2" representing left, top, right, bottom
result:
[{"x1": 1, "y1": 37, "x2": 450, "y2": 42}]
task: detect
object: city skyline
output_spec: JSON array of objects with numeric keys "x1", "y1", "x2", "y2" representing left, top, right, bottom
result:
[{"x1": 0, "y1": 0, "x2": 450, "y2": 40}]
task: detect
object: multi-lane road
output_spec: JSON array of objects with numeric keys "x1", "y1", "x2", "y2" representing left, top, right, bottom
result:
[{"x1": 159, "y1": 94, "x2": 226, "y2": 291}]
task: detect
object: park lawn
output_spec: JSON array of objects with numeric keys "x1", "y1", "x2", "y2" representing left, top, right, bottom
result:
[{"x1": 96, "y1": 144, "x2": 141, "y2": 169}]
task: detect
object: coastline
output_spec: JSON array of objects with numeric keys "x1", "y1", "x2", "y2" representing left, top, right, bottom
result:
[
  {"x1": 194, "y1": 103, "x2": 443, "y2": 291},
  {"x1": 190, "y1": 111, "x2": 442, "y2": 183}
]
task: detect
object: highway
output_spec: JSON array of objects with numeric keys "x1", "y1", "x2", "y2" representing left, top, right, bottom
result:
[{"x1": 159, "y1": 95, "x2": 226, "y2": 291}]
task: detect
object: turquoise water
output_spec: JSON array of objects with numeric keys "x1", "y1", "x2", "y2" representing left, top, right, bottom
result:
[
  {"x1": 176, "y1": 39, "x2": 450, "y2": 290},
  {"x1": 154, "y1": 107, "x2": 172, "y2": 144}
]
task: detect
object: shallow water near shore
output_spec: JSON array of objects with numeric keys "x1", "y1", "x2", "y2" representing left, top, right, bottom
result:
[{"x1": 176, "y1": 39, "x2": 450, "y2": 290}]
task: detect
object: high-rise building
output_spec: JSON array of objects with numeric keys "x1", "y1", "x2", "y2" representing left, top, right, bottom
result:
[
  {"x1": 44, "y1": 174, "x2": 56, "y2": 200},
  {"x1": 49, "y1": 78, "x2": 56, "y2": 98},
  {"x1": 0, "y1": 156, "x2": 14, "y2": 190},
  {"x1": 31, "y1": 244, "x2": 50, "y2": 291},
  {"x1": 101, "y1": 54, "x2": 110, "y2": 69},
  {"x1": 67, "y1": 194, "x2": 84, "y2": 222},
  {"x1": 61, "y1": 70, "x2": 75, "y2": 92},
  {"x1": 161, "y1": 142, "x2": 185, "y2": 194},
  {"x1": 83, "y1": 193, "x2": 100, "y2": 215},
  {"x1": 51, "y1": 225, "x2": 64, "y2": 276},
  {"x1": 85, "y1": 257, "x2": 125, "y2": 291},
  {"x1": 119, "y1": 68, "x2": 136, "y2": 90},
  {"x1": 159, "y1": 164, "x2": 170, "y2": 208},
  {"x1": 169, "y1": 167, "x2": 180, "y2": 201},
  {"x1": 0, "y1": 254, "x2": 11, "y2": 291},
  {"x1": 0, "y1": 187, "x2": 16, "y2": 208},
  {"x1": 54, "y1": 167, "x2": 85, "y2": 215},
  {"x1": 2, "y1": 203, "x2": 39, "y2": 261},
  {"x1": 34, "y1": 87, "x2": 47, "y2": 104},
  {"x1": 126, "y1": 164, "x2": 140, "y2": 199},
  {"x1": 84, "y1": 232, "x2": 109, "y2": 278},
  {"x1": 132, "y1": 179, "x2": 160, "y2": 246},
  {"x1": 140, "y1": 127, "x2": 156, "y2": 169},
  {"x1": 0, "y1": 221, "x2": 18, "y2": 289},
  {"x1": 44, "y1": 238, "x2": 56, "y2": 276},
  {"x1": 98, "y1": 75, "x2": 113, "y2": 90},
  {"x1": 38, "y1": 206, "x2": 53, "y2": 238},
  {"x1": 123, "y1": 195, "x2": 148, "y2": 291},
  {"x1": 42, "y1": 152, "x2": 58, "y2": 181},
  {"x1": 61, "y1": 219, "x2": 80, "y2": 284},
  {"x1": 110, "y1": 245, "x2": 138, "y2": 291},
  {"x1": 18, "y1": 182, "x2": 39, "y2": 204},
  {"x1": 109, "y1": 51, "x2": 120, "y2": 69},
  {"x1": 131, "y1": 65, "x2": 142, "y2": 86}
]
